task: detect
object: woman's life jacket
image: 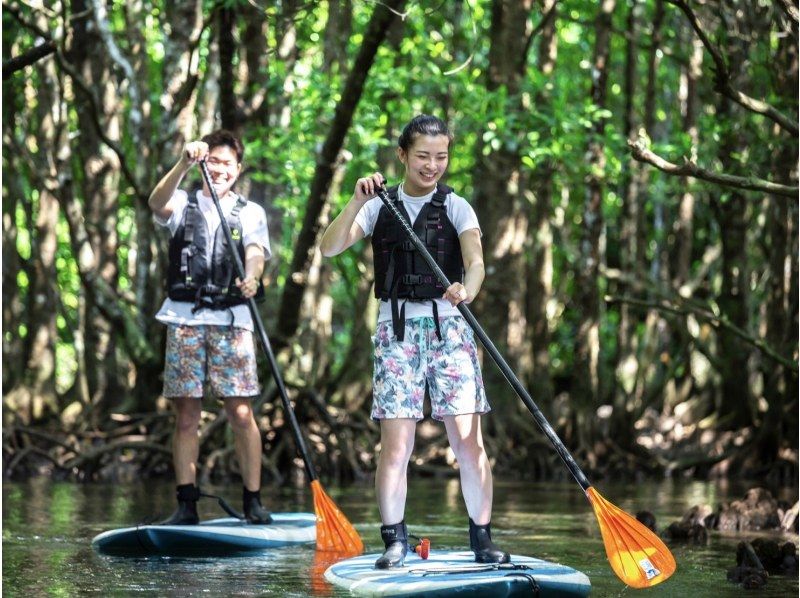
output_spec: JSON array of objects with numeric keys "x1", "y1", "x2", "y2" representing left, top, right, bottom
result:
[
  {"x1": 371, "y1": 183, "x2": 464, "y2": 341},
  {"x1": 166, "y1": 191, "x2": 264, "y2": 311}
]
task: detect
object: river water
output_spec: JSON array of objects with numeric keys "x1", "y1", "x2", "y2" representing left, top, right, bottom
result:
[{"x1": 2, "y1": 476, "x2": 797, "y2": 597}]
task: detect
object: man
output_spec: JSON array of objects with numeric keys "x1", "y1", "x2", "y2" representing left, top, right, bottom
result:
[{"x1": 148, "y1": 129, "x2": 272, "y2": 524}]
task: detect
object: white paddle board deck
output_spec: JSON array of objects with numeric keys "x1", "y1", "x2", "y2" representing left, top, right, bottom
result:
[{"x1": 325, "y1": 550, "x2": 591, "y2": 597}]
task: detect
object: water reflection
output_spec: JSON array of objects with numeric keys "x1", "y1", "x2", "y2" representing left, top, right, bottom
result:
[{"x1": 2, "y1": 477, "x2": 798, "y2": 597}]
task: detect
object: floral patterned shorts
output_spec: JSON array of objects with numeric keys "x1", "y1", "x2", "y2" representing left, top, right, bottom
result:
[
  {"x1": 371, "y1": 316, "x2": 490, "y2": 421},
  {"x1": 163, "y1": 325, "x2": 260, "y2": 399}
]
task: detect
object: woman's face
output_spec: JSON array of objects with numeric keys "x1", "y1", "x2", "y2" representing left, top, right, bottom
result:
[{"x1": 397, "y1": 134, "x2": 450, "y2": 196}]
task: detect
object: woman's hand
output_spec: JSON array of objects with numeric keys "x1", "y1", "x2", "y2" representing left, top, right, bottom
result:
[
  {"x1": 443, "y1": 282, "x2": 470, "y2": 306},
  {"x1": 353, "y1": 172, "x2": 385, "y2": 205}
]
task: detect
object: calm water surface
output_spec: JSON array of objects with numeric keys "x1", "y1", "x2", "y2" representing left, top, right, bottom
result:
[{"x1": 3, "y1": 477, "x2": 797, "y2": 597}]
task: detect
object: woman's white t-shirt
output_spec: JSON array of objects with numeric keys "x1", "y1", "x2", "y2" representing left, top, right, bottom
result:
[{"x1": 354, "y1": 184, "x2": 481, "y2": 323}]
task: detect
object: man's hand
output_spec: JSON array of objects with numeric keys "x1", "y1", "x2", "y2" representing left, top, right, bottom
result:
[
  {"x1": 181, "y1": 141, "x2": 209, "y2": 168},
  {"x1": 235, "y1": 275, "x2": 259, "y2": 299}
]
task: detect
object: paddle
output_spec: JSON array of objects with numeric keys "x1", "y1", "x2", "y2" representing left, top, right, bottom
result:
[
  {"x1": 198, "y1": 160, "x2": 363, "y2": 554},
  {"x1": 375, "y1": 184, "x2": 676, "y2": 589}
]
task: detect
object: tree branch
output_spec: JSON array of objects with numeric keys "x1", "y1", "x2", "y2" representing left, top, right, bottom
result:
[
  {"x1": 776, "y1": 0, "x2": 799, "y2": 26},
  {"x1": 55, "y1": 174, "x2": 158, "y2": 368},
  {"x1": 666, "y1": 0, "x2": 798, "y2": 136},
  {"x1": 606, "y1": 295, "x2": 798, "y2": 370},
  {"x1": 53, "y1": 50, "x2": 145, "y2": 200},
  {"x1": 2, "y1": 40, "x2": 56, "y2": 79},
  {"x1": 89, "y1": 0, "x2": 142, "y2": 144},
  {"x1": 275, "y1": 0, "x2": 407, "y2": 345},
  {"x1": 628, "y1": 133, "x2": 798, "y2": 198},
  {"x1": 2, "y1": 2, "x2": 52, "y2": 38}
]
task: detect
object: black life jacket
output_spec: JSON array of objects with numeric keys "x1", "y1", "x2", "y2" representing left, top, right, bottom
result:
[
  {"x1": 166, "y1": 191, "x2": 263, "y2": 311},
  {"x1": 371, "y1": 183, "x2": 464, "y2": 341}
]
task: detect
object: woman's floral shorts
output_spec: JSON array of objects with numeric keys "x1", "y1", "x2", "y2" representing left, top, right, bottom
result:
[
  {"x1": 163, "y1": 325, "x2": 260, "y2": 399},
  {"x1": 371, "y1": 316, "x2": 490, "y2": 421}
]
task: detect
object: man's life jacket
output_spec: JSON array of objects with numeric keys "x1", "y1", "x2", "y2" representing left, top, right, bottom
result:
[
  {"x1": 371, "y1": 183, "x2": 464, "y2": 341},
  {"x1": 167, "y1": 191, "x2": 263, "y2": 312}
]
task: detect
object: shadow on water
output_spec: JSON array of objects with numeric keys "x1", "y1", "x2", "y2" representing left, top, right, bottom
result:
[{"x1": 2, "y1": 476, "x2": 798, "y2": 597}]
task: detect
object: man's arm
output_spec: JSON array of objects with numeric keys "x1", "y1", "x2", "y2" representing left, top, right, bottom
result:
[
  {"x1": 236, "y1": 244, "x2": 266, "y2": 298},
  {"x1": 148, "y1": 141, "x2": 208, "y2": 220}
]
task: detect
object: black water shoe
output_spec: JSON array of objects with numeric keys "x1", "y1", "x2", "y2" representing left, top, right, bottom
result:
[
  {"x1": 375, "y1": 521, "x2": 409, "y2": 569},
  {"x1": 160, "y1": 484, "x2": 200, "y2": 525},
  {"x1": 243, "y1": 488, "x2": 273, "y2": 524},
  {"x1": 469, "y1": 518, "x2": 510, "y2": 563}
]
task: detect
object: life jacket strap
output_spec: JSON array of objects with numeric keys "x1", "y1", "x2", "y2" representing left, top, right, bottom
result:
[
  {"x1": 431, "y1": 300, "x2": 442, "y2": 341},
  {"x1": 180, "y1": 198, "x2": 199, "y2": 283},
  {"x1": 191, "y1": 283, "x2": 228, "y2": 313}
]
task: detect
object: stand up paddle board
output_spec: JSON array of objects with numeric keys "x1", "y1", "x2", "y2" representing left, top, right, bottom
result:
[
  {"x1": 324, "y1": 551, "x2": 591, "y2": 597},
  {"x1": 92, "y1": 513, "x2": 316, "y2": 556}
]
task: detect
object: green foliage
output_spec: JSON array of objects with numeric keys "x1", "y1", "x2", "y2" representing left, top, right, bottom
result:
[{"x1": 2, "y1": 0, "x2": 796, "y2": 455}]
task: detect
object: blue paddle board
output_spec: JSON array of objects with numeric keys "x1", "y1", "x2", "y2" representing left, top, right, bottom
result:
[
  {"x1": 92, "y1": 513, "x2": 316, "y2": 556},
  {"x1": 324, "y1": 550, "x2": 591, "y2": 597}
]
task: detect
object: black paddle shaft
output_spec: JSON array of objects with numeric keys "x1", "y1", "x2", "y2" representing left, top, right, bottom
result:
[
  {"x1": 375, "y1": 186, "x2": 592, "y2": 492},
  {"x1": 198, "y1": 160, "x2": 317, "y2": 482}
]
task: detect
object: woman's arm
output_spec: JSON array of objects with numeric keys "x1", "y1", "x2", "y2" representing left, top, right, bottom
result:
[
  {"x1": 443, "y1": 228, "x2": 485, "y2": 305},
  {"x1": 319, "y1": 172, "x2": 383, "y2": 257}
]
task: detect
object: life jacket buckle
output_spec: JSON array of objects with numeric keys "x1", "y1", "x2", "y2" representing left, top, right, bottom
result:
[{"x1": 402, "y1": 274, "x2": 423, "y2": 285}]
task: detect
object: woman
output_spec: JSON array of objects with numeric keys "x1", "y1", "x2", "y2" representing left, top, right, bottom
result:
[{"x1": 320, "y1": 115, "x2": 508, "y2": 568}]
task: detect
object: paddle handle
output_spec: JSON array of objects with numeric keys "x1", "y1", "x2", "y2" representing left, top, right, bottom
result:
[
  {"x1": 199, "y1": 160, "x2": 318, "y2": 482},
  {"x1": 376, "y1": 186, "x2": 591, "y2": 492}
]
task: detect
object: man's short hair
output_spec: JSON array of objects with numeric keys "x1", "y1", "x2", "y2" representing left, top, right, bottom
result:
[{"x1": 201, "y1": 129, "x2": 244, "y2": 163}]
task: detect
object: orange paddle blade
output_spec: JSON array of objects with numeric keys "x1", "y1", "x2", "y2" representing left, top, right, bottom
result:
[
  {"x1": 310, "y1": 548, "x2": 364, "y2": 596},
  {"x1": 586, "y1": 487, "x2": 677, "y2": 589},
  {"x1": 311, "y1": 479, "x2": 364, "y2": 553}
]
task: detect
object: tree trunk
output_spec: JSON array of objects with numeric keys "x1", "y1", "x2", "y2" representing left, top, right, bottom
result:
[
  {"x1": 573, "y1": 0, "x2": 616, "y2": 430},
  {"x1": 525, "y1": 0, "x2": 558, "y2": 407},
  {"x1": 219, "y1": 6, "x2": 239, "y2": 133},
  {"x1": 616, "y1": 0, "x2": 641, "y2": 380},
  {"x1": 758, "y1": 18, "x2": 798, "y2": 462},
  {"x1": 672, "y1": 35, "x2": 703, "y2": 286},
  {"x1": 709, "y1": 8, "x2": 758, "y2": 432},
  {"x1": 2, "y1": 56, "x2": 25, "y2": 393},
  {"x1": 625, "y1": 0, "x2": 667, "y2": 415},
  {"x1": 275, "y1": 0, "x2": 408, "y2": 346},
  {"x1": 4, "y1": 20, "x2": 62, "y2": 423},
  {"x1": 470, "y1": 0, "x2": 535, "y2": 435},
  {"x1": 324, "y1": 0, "x2": 353, "y2": 75},
  {"x1": 67, "y1": 2, "x2": 127, "y2": 423}
]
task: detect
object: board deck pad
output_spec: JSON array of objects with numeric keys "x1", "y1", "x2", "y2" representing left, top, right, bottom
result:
[
  {"x1": 92, "y1": 513, "x2": 316, "y2": 556},
  {"x1": 324, "y1": 550, "x2": 591, "y2": 597}
]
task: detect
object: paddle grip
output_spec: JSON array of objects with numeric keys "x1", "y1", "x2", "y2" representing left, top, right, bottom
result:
[
  {"x1": 198, "y1": 160, "x2": 318, "y2": 482},
  {"x1": 375, "y1": 186, "x2": 592, "y2": 492}
]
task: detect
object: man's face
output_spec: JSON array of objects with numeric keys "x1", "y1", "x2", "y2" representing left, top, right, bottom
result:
[{"x1": 204, "y1": 145, "x2": 241, "y2": 198}]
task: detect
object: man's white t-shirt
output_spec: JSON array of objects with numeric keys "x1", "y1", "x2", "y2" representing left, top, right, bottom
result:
[
  {"x1": 154, "y1": 189, "x2": 271, "y2": 331},
  {"x1": 354, "y1": 184, "x2": 481, "y2": 323}
]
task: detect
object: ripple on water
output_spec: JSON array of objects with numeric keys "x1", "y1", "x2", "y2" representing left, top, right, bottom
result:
[{"x1": 2, "y1": 478, "x2": 797, "y2": 597}]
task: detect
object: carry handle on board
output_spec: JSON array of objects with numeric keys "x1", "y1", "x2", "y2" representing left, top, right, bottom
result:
[
  {"x1": 198, "y1": 160, "x2": 363, "y2": 555},
  {"x1": 374, "y1": 184, "x2": 676, "y2": 589}
]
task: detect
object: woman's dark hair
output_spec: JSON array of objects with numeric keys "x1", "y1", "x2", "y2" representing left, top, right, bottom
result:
[
  {"x1": 397, "y1": 115, "x2": 453, "y2": 151},
  {"x1": 201, "y1": 129, "x2": 244, "y2": 163}
]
